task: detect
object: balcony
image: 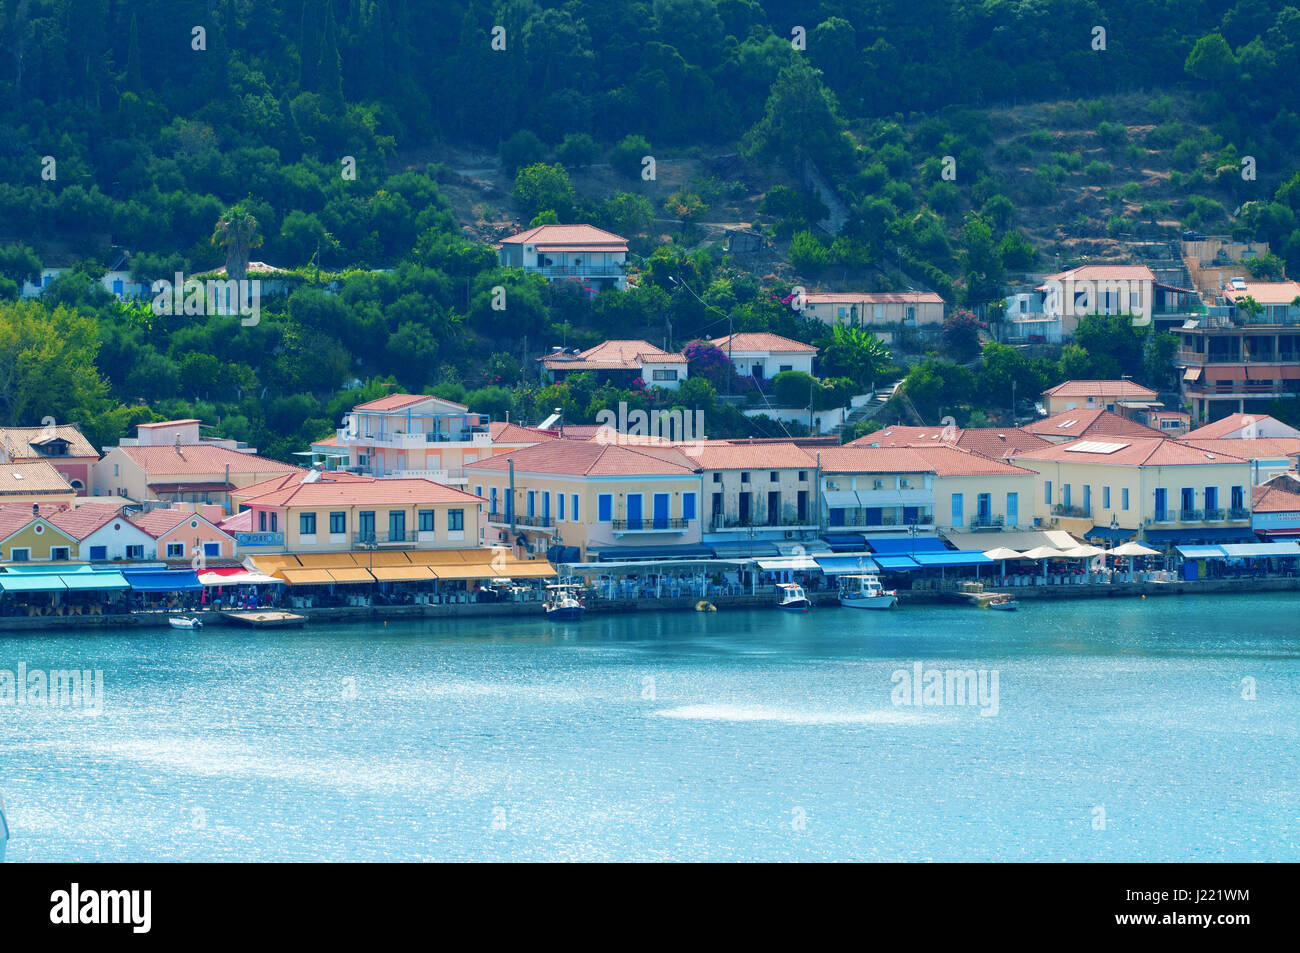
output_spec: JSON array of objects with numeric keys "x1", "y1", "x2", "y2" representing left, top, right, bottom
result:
[
  {"x1": 1203, "y1": 507, "x2": 1225, "y2": 521},
  {"x1": 1051, "y1": 504, "x2": 1091, "y2": 518},
  {"x1": 828, "y1": 512, "x2": 935, "y2": 530},
  {"x1": 514, "y1": 514, "x2": 554, "y2": 529},
  {"x1": 1179, "y1": 508, "x2": 1203, "y2": 522},
  {"x1": 1229, "y1": 507, "x2": 1250, "y2": 520},
  {"x1": 710, "y1": 508, "x2": 818, "y2": 532},
  {"x1": 533, "y1": 264, "x2": 625, "y2": 279},
  {"x1": 335, "y1": 428, "x2": 491, "y2": 448},
  {"x1": 353, "y1": 531, "x2": 416, "y2": 548},
  {"x1": 968, "y1": 514, "x2": 1005, "y2": 529},
  {"x1": 611, "y1": 517, "x2": 690, "y2": 534}
]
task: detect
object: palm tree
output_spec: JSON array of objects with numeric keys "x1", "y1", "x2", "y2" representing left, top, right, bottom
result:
[{"x1": 211, "y1": 204, "x2": 263, "y2": 282}]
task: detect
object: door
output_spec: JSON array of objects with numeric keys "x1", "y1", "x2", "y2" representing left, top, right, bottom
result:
[
  {"x1": 977, "y1": 493, "x2": 992, "y2": 524},
  {"x1": 359, "y1": 511, "x2": 375, "y2": 542},
  {"x1": 626, "y1": 494, "x2": 643, "y2": 530},
  {"x1": 1006, "y1": 492, "x2": 1018, "y2": 526},
  {"x1": 1154, "y1": 488, "x2": 1167, "y2": 522},
  {"x1": 951, "y1": 493, "x2": 964, "y2": 527},
  {"x1": 389, "y1": 510, "x2": 405, "y2": 542},
  {"x1": 797, "y1": 490, "x2": 808, "y2": 523},
  {"x1": 738, "y1": 492, "x2": 751, "y2": 524},
  {"x1": 1181, "y1": 487, "x2": 1194, "y2": 518},
  {"x1": 767, "y1": 491, "x2": 780, "y2": 526},
  {"x1": 1082, "y1": 485, "x2": 1091, "y2": 517},
  {"x1": 653, "y1": 493, "x2": 669, "y2": 529}
]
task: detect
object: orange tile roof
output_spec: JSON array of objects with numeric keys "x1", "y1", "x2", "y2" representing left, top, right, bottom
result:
[
  {"x1": 1041, "y1": 380, "x2": 1158, "y2": 399},
  {"x1": 1039, "y1": 265, "x2": 1156, "y2": 285},
  {"x1": 0, "y1": 461, "x2": 75, "y2": 494},
  {"x1": 1022, "y1": 408, "x2": 1164, "y2": 439},
  {"x1": 138, "y1": 419, "x2": 201, "y2": 429},
  {"x1": 46, "y1": 502, "x2": 128, "y2": 539},
  {"x1": 129, "y1": 508, "x2": 207, "y2": 538},
  {"x1": 804, "y1": 291, "x2": 945, "y2": 304},
  {"x1": 542, "y1": 339, "x2": 687, "y2": 370},
  {"x1": 115, "y1": 445, "x2": 300, "y2": 476},
  {"x1": 0, "y1": 425, "x2": 98, "y2": 459},
  {"x1": 1220, "y1": 280, "x2": 1300, "y2": 306},
  {"x1": 465, "y1": 440, "x2": 697, "y2": 477},
  {"x1": 0, "y1": 503, "x2": 75, "y2": 540},
  {"x1": 817, "y1": 445, "x2": 1034, "y2": 476},
  {"x1": 498, "y1": 224, "x2": 627, "y2": 248},
  {"x1": 489, "y1": 421, "x2": 556, "y2": 444},
  {"x1": 234, "y1": 469, "x2": 373, "y2": 500},
  {"x1": 240, "y1": 474, "x2": 484, "y2": 507},
  {"x1": 1252, "y1": 482, "x2": 1300, "y2": 513},
  {"x1": 685, "y1": 443, "x2": 815, "y2": 469},
  {"x1": 1184, "y1": 413, "x2": 1295, "y2": 439},
  {"x1": 351, "y1": 393, "x2": 469, "y2": 412},
  {"x1": 707, "y1": 333, "x2": 818, "y2": 354},
  {"x1": 1178, "y1": 437, "x2": 1300, "y2": 459},
  {"x1": 852, "y1": 426, "x2": 1053, "y2": 460},
  {"x1": 1012, "y1": 436, "x2": 1249, "y2": 467}
]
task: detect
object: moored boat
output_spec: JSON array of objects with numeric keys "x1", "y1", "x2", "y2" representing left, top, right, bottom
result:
[
  {"x1": 776, "y1": 582, "x2": 811, "y2": 611},
  {"x1": 167, "y1": 616, "x2": 203, "y2": 630},
  {"x1": 544, "y1": 584, "x2": 585, "y2": 621},
  {"x1": 988, "y1": 598, "x2": 1019, "y2": 611},
  {"x1": 838, "y1": 574, "x2": 898, "y2": 610}
]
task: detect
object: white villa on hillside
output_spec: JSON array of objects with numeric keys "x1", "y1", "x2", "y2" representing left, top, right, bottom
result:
[{"x1": 497, "y1": 224, "x2": 628, "y2": 291}]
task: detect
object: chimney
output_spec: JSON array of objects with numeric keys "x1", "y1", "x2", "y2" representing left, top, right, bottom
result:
[
  {"x1": 32, "y1": 502, "x2": 39, "y2": 516},
  {"x1": 174, "y1": 433, "x2": 182, "y2": 455}
]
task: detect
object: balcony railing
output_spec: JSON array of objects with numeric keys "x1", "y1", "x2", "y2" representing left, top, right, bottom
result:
[
  {"x1": 829, "y1": 513, "x2": 935, "y2": 529},
  {"x1": 611, "y1": 517, "x2": 690, "y2": 531},
  {"x1": 1203, "y1": 507, "x2": 1225, "y2": 521},
  {"x1": 354, "y1": 531, "x2": 411, "y2": 546},
  {"x1": 1229, "y1": 506, "x2": 1250, "y2": 520},
  {"x1": 534, "y1": 264, "x2": 624, "y2": 278},
  {"x1": 1052, "y1": 504, "x2": 1091, "y2": 518},
  {"x1": 1179, "y1": 508, "x2": 1203, "y2": 522},
  {"x1": 969, "y1": 514, "x2": 1005, "y2": 529},
  {"x1": 514, "y1": 514, "x2": 553, "y2": 528},
  {"x1": 710, "y1": 511, "x2": 816, "y2": 531}
]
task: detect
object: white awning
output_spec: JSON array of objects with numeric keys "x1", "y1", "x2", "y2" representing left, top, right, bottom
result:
[
  {"x1": 822, "y1": 490, "x2": 858, "y2": 507},
  {"x1": 756, "y1": 556, "x2": 821, "y2": 571}
]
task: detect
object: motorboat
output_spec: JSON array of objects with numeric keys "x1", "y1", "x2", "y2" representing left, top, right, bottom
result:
[
  {"x1": 544, "y1": 584, "x2": 585, "y2": 621},
  {"x1": 776, "y1": 583, "x2": 811, "y2": 611},
  {"x1": 167, "y1": 616, "x2": 203, "y2": 630},
  {"x1": 838, "y1": 574, "x2": 898, "y2": 610},
  {"x1": 988, "y1": 598, "x2": 1019, "y2": 611}
]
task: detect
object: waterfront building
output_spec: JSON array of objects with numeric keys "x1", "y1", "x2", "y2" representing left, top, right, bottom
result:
[
  {"x1": 465, "y1": 440, "x2": 703, "y2": 561},
  {"x1": 1010, "y1": 436, "x2": 1255, "y2": 546},
  {"x1": 0, "y1": 424, "x2": 99, "y2": 495},
  {"x1": 128, "y1": 506, "x2": 237, "y2": 562},
  {"x1": 1041, "y1": 380, "x2": 1160, "y2": 417},
  {"x1": 1251, "y1": 477, "x2": 1300, "y2": 540},
  {"x1": 0, "y1": 505, "x2": 81, "y2": 562},
  {"x1": 539, "y1": 339, "x2": 687, "y2": 391},
  {"x1": 0, "y1": 461, "x2": 77, "y2": 508},
  {"x1": 496, "y1": 224, "x2": 628, "y2": 291},
  {"x1": 1176, "y1": 436, "x2": 1300, "y2": 484},
  {"x1": 93, "y1": 420, "x2": 297, "y2": 509},
  {"x1": 692, "y1": 443, "x2": 820, "y2": 557},
  {"x1": 46, "y1": 502, "x2": 157, "y2": 562},
  {"x1": 229, "y1": 469, "x2": 484, "y2": 556},
  {"x1": 310, "y1": 394, "x2": 495, "y2": 487}
]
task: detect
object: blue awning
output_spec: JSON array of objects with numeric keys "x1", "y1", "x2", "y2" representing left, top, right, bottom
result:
[
  {"x1": 123, "y1": 570, "x2": 204, "y2": 592},
  {"x1": 1084, "y1": 525, "x2": 1136, "y2": 544},
  {"x1": 0, "y1": 574, "x2": 66, "y2": 593},
  {"x1": 866, "y1": 535, "x2": 947, "y2": 555},
  {"x1": 821, "y1": 533, "x2": 867, "y2": 551},
  {"x1": 873, "y1": 555, "x2": 919, "y2": 570},
  {"x1": 1145, "y1": 528, "x2": 1258, "y2": 545},
  {"x1": 62, "y1": 571, "x2": 130, "y2": 591},
  {"x1": 1176, "y1": 545, "x2": 1228, "y2": 559},
  {"x1": 913, "y1": 551, "x2": 994, "y2": 567},
  {"x1": 815, "y1": 554, "x2": 880, "y2": 575},
  {"x1": 595, "y1": 545, "x2": 715, "y2": 562}
]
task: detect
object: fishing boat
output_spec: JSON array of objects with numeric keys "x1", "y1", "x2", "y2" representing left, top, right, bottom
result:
[
  {"x1": 988, "y1": 597, "x2": 1019, "y2": 611},
  {"x1": 167, "y1": 616, "x2": 203, "y2": 630},
  {"x1": 776, "y1": 582, "x2": 811, "y2": 611},
  {"x1": 544, "y1": 584, "x2": 585, "y2": 621},
  {"x1": 0, "y1": 792, "x2": 8, "y2": 863},
  {"x1": 838, "y1": 574, "x2": 898, "y2": 610}
]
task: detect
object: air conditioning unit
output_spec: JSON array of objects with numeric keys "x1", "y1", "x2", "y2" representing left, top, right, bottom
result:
[
  {"x1": 873, "y1": 480, "x2": 884, "y2": 489},
  {"x1": 784, "y1": 530, "x2": 795, "y2": 539}
]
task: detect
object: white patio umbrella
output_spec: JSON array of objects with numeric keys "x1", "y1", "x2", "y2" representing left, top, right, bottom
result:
[
  {"x1": 983, "y1": 546, "x2": 1024, "y2": 579},
  {"x1": 1107, "y1": 541, "x2": 1161, "y2": 557},
  {"x1": 1020, "y1": 545, "x2": 1067, "y2": 584}
]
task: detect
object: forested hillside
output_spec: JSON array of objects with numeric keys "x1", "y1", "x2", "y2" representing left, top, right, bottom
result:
[{"x1": 5, "y1": 0, "x2": 1300, "y2": 457}]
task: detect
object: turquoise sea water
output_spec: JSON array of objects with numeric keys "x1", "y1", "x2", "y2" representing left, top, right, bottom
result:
[{"x1": 1, "y1": 595, "x2": 1298, "y2": 862}]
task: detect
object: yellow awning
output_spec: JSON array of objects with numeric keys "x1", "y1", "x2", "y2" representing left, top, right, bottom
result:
[
  {"x1": 430, "y1": 563, "x2": 496, "y2": 580},
  {"x1": 297, "y1": 553, "x2": 362, "y2": 569},
  {"x1": 407, "y1": 550, "x2": 472, "y2": 565},
  {"x1": 250, "y1": 555, "x2": 302, "y2": 573},
  {"x1": 370, "y1": 565, "x2": 436, "y2": 581},
  {"x1": 494, "y1": 561, "x2": 557, "y2": 578},
  {"x1": 327, "y1": 567, "x2": 375, "y2": 584},
  {"x1": 278, "y1": 569, "x2": 334, "y2": 586},
  {"x1": 352, "y1": 551, "x2": 414, "y2": 567}
]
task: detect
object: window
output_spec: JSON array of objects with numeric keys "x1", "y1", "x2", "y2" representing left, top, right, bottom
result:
[
  {"x1": 798, "y1": 471, "x2": 807, "y2": 481},
  {"x1": 447, "y1": 509, "x2": 464, "y2": 531},
  {"x1": 89, "y1": 545, "x2": 107, "y2": 560},
  {"x1": 389, "y1": 510, "x2": 406, "y2": 541},
  {"x1": 358, "y1": 511, "x2": 375, "y2": 541},
  {"x1": 1231, "y1": 485, "x2": 1244, "y2": 510},
  {"x1": 1006, "y1": 492, "x2": 1018, "y2": 525},
  {"x1": 1044, "y1": 480, "x2": 1052, "y2": 506},
  {"x1": 526, "y1": 491, "x2": 536, "y2": 518},
  {"x1": 770, "y1": 471, "x2": 779, "y2": 482},
  {"x1": 651, "y1": 369, "x2": 678, "y2": 381},
  {"x1": 51, "y1": 547, "x2": 70, "y2": 561},
  {"x1": 779, "y1": 364, "x2": 793, "y2": 373},
  {"x1": 204, "y1": 542, "x2": 220, "y2": 557},
  {"x1": 1103, "y1": 486, "x2": 1111, "y2": 509},
  {"x1": 330, "y1": 512, "x2": 346, "y2": 534},
  {"x1": 1121, "y1": 488, "x2": 1130, "y2": 511},
  {"x1": 1204, "y1": 486, "x2": 1218, "y2": 512},
  {"x1": 741, "y1": 472, "x2": 750, "y2": 483},
  {"x1": 1063, "y1": 484, "x2": 1072, "y2": 507},
  {"x1": 558, "y1": 494, "x2": 566, "y2": 521},
  {"x1": 489, "y1": 487, "x2": 499, "y2": 513},
  {"x1": 598, "y1": 494, "x2": 613, "y2": 522},
  {"x1": 712, "y1": 472, "x2": 722, "y2": 483},
  {"x1": 10, "y1": 548, "x2": 30, "y2": 562},
  {"x1": 571, "y1": 494, "x2": 579, "y2": 522},
  {"x1": 300, "y1": 513, "x2": 316, "y2": 534},
  {"x1": 126, "y1": 545, "x2": 144, "y2": 560},
  {"x1": 683, "y1": 492, "x2": 696, "y2": 520},
  {"x1": 258, "y1": 511, "x2": 267, "y2": 532},
  {"x1": 418, "y1": 510, "x2": 435, "y2": 532},
  {"x1": 269, "y1": 513, "x2": 277, "y2": 532},
  {"x1": 166, "y1": 542, "x2": 185, "y2": 558},
  {"x1": 113, "y1": 464, "x2": 119, "y2": 476}
]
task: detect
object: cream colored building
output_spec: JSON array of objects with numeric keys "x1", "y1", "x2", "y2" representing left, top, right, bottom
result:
[{"x1": 802, "y1": 291, "x2": 945, "y2": 328}]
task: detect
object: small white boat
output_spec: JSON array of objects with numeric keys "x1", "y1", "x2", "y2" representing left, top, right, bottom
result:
[
  {"x1": 167, "y1": 616, "x2": 203, "y2": 630},
  {"x1": 776, "y1": 582, "x2": 811, "y2": 611},
  {"x1": 544, "y1": 584, "x2": 585, "y2": 621},
  {"x1": 988, "y1": 598, "x2": 1019, "y2": 611},
  {"x1": 1, "y1": 792, "x2": 9, "y2": 863},
  {"x1": 838, "y1": 574, "x2": 898, "y2": 610}
]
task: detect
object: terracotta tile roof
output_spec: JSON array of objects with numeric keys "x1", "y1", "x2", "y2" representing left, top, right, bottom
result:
[
  {"x1": 1012, "y1": 436, "x2": 1249, "y2": 467},
  {"x1": 489, "y1": 421, "x2": 556, "y2": 444},
  {"x1": 1179, "y1": 437, "x2": 1300, "y2": 459},
  {"x1": 239, "y1": 475, "x2": 484, "y2": 508},
  {"x1": 498, "y1": 224, "x2": 627, "y2": 248},
  {"x1": 0, "y1": 461, "x2": 75, "y2": 494},
  {"x1": 852, "y1": 426, "x2": 1053, "y2": 460},
  {"x1": 464, "y1": 440, "x2": 697, "y2": 477},
  {"x1": 218, "y1": 509, "x2": 253, "y2": 532},
  {"x1": 46, "y1": 502, "x2": 128, "y2": 539},
  {"x1": 138, "y1": 419, "x2": 201, "y2": 429},
  {"x1": 1252, "y1": 483, "x2": 1300, "y2": 513},
  {"x1": 707, "y1": 333, "x2": 818, "y2": 354},
  {"x1": 129, "y1": 508, "x2": 216, "y2": 538},
  {"x1": 233, "y1": 469, "x2": 373, "y2": 500},
  {"x1": 542, "y1": 339, "x2": 686, "y2": 371},
  {"x1": 1039, "y1": 265, "x2": 1156, "y2": 285},
  {"x1": 804, "y1": 291, "x2": 945, "y2": 304},
  {"x1": 1022, "y1": 408, "x2": 1164, "y2": 439},
  {"x1": 115, "y1": 445, "x2": 300, "y2": 477},
  {"x1": 0, "y1": 425, "x2": 98, "y2": 459},
  {"x1": 1185, "y1": 413, "x2": 1297, "y2": 439},
  {"x1": 1041, "y1": 380, "x2": 1158, "y2": 399},
  {"x1": 0, "y1": 504, "x2": 76, "y2": 542},
  {"x1": 1220, "y1": 280, "x2": 1300, "y2": 306},
  {"x1": 685, "y1": 443, "x2": 815, "y2": 470},
  {"x1": 351, "y1": 393, "x2": 468, "y2": 412},
  {"x1": 817, "y1": 445, "x2": 1034, "y2": 476}
]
